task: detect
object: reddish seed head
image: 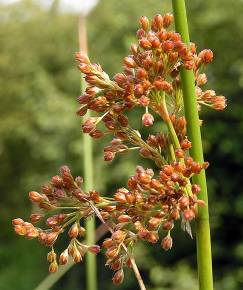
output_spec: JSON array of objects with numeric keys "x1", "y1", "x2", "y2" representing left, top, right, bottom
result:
[
  {"x1": 161, "y1": 165, "x2": 174, "y2": 176},
  {"x1": 102, "y1": 238, "x2": 113, "y2": 249},
  {"x1": 142, "y1": 113, "x2": 154, "y2": 126}
]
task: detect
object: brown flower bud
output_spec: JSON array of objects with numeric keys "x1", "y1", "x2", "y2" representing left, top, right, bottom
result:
[
  {"x1": 175, "y1": 149, "x2": 184, "y2": 158},
  {"x1": 153, "y1": 14, "x2": 163, "y2": 30},
  {"x1": 183, "y1": 209, "x2": 195, "y2": 221},
  {"x1": 72, "y1": 247, "x2": 82, "y2": 263},
  {"x1": 112, "y1": 269, "x2": 124, "y2": 285},
  {"x1": 139, "y1": 37, "x2": 152, "y2": 49},
  {"x1": 88, "y1": 245, "x2": 101, "y2": 254},
  {"x1": 161, "y1": 165, "x2": 174, "y2": 176},
  {"x1": 139, "y1": 16, "x2": 150, "y2": 31},
  {"x1": 112, "y1": 230, "x2": 126, "y2": 244},
  {"x1": 191, "y1": 184, "x2": 201, "y2": 194},
  {"x1": 12, "y1": 218, "x2": 24, "y2": 226},
  {"x1": 118, "y1": 215, "x2": 132, "y2": 223},
  {"x1": 14, "y1": 225, "x2": 27, "y2": 236},
  {"x1": 148, "y1": 217, "x2": 161, "y2": 229},
  {"x1": 102, "y1": 238, "x2": 113, "y2": 249},
  {"x1": 163, "y1": 13, "x2": 174, "y2": 27},
  {"x1": 47, "y1": 251, "x2": 56, "y2": 263},
  {"x1": 68, "y1": 223, "x2": 79, "y2": 238},
  {"x1": 124, "y1": 56, "x2": 136, "y2": 68},
  {"x1": 51, "y1": 175, "x2": 63, "y2": 188},
  {"x1": 142, "y1": 113, "x2": 154, "y2": 126},
  {"x1": 161, "y1": 235, "x2": 173, "y2": 250},
  {"x1": 162, "y1": 220, "x2": 174, "y2": 231},
  {"x1": 212, "y1": 96, "x2": 226, "y2": 110},
  {"x1": 197, "y1": 73, "x2": 207, "y2": 86},
  {"x1": 29, "y1": 191, "x2": 43, "y2": 203},
  {"x1": 199, "y1": 49, "x2": 213, "y2": 64},
  {"x1": 59, "y1": 249, "x2": 69, "y2": 265},
  {"x1": 154, "y1": 79, "x2": 172, "y2": 92},
  {"x1": 179, "y1": 196, "x2": 190, "y2": 209},
  {"x1": 130, "y1": 43, "x2": 138, "y2": 54},
  {"x1": 181, "y1": 139, "x2": 192, "y2": 150},
  {"x1": 49, "y1": 261, "x2": 58, "y2": 273}
]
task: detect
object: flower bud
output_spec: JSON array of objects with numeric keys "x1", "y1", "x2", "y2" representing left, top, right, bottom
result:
[
  {"x1": 118, "y1": 215, "x2": 132, "y2": 223},
  {"x1": 112, "y1": 269, "x2": 124, "y2": 285},
  {"x1": 199, "y1": 49, "x2": 213, "y2": 64},
  {"x1": 163, "y1": 13, "x2": 174, "y2": 27},
  {"x1": 161, "y1": 235, "x2": 173, "y2": 250},
  {"x1": 124, "y1": 56, "x2": 136, "y2": 68},
  {"x1": 68, "y1": 223, "x2": 79, "y2": 238},
  {"x1": 112, "y1": 230, "x2": 126, "y2": 244},
  {"x1": 162, "y1": 220, "x2": 174, "y2": 231},
  {"x1": 51, "y1": 175, "x2": 63, "y2": 188},
  {"x1": 191, "y1": 184, "x2": 201, "y2": 194},
  {"x1": 102, "y1": 238, "x2": 113, "y2": 249},
  {"x1": 88, "y1": 245, "x2": 101, "y2": 254},
  {"x1": 12, "y1": 218, "x2": 24, "y2": 226},
  {"x1": 139, "y1": 16, "x2": 149, "y2": 31},
  {"x1": 142, "y1": 113, "x2": 154, "y2": 126},
  {"x1": 30, "y1": 214, "x2": 43, "y2": 223},
  {"x1": 49, "y1": 261, "x2": 58, "y2": 273},
  {"x1": 179, "y1": 196, "x2": 190, "y2": 209},
  {"x1": 59, "y1": 249, "x2": 69, "y2": 265},
  {"x1": 29, "y1": 191, "x2": 43, "y2": 203},
  {"x1": 14, "y1": 225, "x2": 27, "y2": 236},
  {"x1": 47, "y1": 251, "x2": 56, "y2": 263},
  {"x1": 175, "y1": 149, "x2": 184, "y2": 158},
  {"x1": 139, "y1": 37, "x2": 152, "y2": 49},
  {"x1": 183, "y1": 209, "x2": 195, "y2": 221},
  {"x1": 197, "y1": 73, "x2": 207, "y2": 86}
]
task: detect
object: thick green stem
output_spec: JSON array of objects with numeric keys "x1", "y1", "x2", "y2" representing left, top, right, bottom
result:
[
  {"x1": 79, "y1": 15, "x2": 97, "y2": 290},
  {"x1": 172, "y1": 1, "x2": 214, "y2": 290}
]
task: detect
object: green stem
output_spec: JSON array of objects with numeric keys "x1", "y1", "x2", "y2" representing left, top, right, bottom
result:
[
  {"x1": 172, "y1": 1, "x2": 214, "y2": 290},
  {"x1": 79, "y1": 15, "x2": 97, "y2": 290}
]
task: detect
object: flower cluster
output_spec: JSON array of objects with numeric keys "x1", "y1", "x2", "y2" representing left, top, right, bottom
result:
[{"x1": 12, "y1": 12, "x2": 227, "y2": 287}]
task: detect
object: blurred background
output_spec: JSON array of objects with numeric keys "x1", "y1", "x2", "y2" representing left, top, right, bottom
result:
[{"x1": 1, "y1": 0, "x2": 243, "y2": 289}]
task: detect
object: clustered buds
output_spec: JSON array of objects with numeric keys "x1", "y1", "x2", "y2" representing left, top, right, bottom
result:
[{"x1": 12, "y1": 12, "x2": 227, "y2": 288}]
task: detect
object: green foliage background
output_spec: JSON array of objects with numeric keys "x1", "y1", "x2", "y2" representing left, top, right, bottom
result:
[{"x1": 0, "y1": 0, "x2": 242, "y2": 289}]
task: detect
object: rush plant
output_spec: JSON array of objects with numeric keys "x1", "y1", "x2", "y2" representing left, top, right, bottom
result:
[{"x1": 12, "y1": 11, "x2": 226, "y2": 290}]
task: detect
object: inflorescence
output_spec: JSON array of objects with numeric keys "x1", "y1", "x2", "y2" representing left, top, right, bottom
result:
[{"x1": 13, "y1": 13, "x2": 226, "y2": 286}]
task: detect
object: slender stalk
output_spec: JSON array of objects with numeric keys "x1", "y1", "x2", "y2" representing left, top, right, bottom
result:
[
  {"x1": 79, "y1": 15, "x2": 97, "y2": 290},
  {"x1": 172, "y1": 1, "x2": 214, "y2": 290}
]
